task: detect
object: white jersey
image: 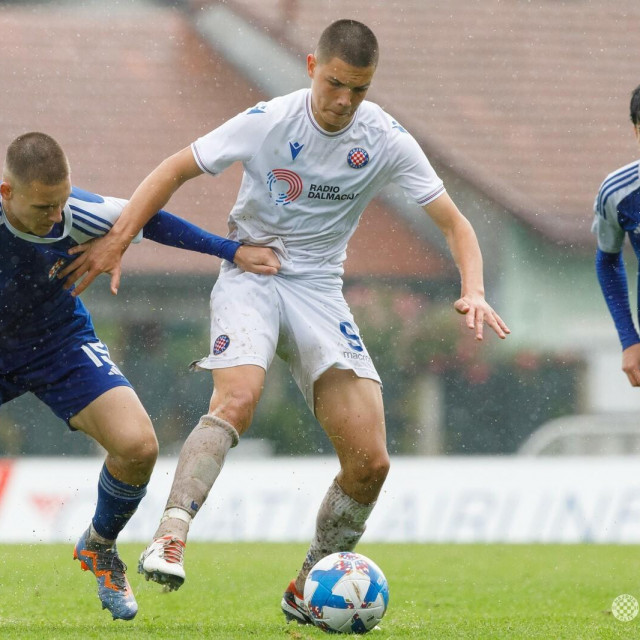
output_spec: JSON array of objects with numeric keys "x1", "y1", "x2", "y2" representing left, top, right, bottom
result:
[{"x1": 192, "y1": 89, "x2": 445, "y2": 278}]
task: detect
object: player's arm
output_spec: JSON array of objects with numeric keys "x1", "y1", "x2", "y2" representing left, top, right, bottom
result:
[
  {"x1": 59, "y1": 147, "x2": 202, "y2": 295},
  {"x1": 423, "y1": 192, "x2": 509, "y2": 340},
  {"x1": 592, "y1": 182, "x2": 640, "y2": 385},
  {"x1": 142, "y1": 210, "x2": 280, "y2": 273},
  {"x1": 595, "y1": 248, "x2": 640, "y2": 386}
]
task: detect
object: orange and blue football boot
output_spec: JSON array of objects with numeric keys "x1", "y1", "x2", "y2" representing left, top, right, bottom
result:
[{"x1": 74, "y1": 527, "x2": 138, "y2": 620}]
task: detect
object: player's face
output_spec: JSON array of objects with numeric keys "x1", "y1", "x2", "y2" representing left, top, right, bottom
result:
[
  {"x1": 307, "y1": 55, "x2": 376, "y2": 133},
  {"x1": 0, "y1": 176, "x2": 71, "y2": 236}
]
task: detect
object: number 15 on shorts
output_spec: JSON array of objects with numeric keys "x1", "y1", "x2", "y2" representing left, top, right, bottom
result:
[{"x1": 81, "y1": 341, "x2": 125, "y2": 377}]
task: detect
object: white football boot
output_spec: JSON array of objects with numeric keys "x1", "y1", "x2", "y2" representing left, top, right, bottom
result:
[{"x1": 138, "y1": 535, "x2": 186, "y2": 591}]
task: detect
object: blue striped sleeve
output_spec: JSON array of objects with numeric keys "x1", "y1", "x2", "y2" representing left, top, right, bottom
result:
[{"x1": 595, "y1": 248, "x2": 640, "y2": 350}]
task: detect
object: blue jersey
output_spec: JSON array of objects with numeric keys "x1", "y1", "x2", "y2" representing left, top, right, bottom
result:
[
  {"x1": 592, "y1": 160, "x2": 640, "y2": 349},
  {"x1": 0, "y1": 187, "x2": 143, "y2": 373},
  {"x1": 592, "y1": 160, "x2": 640, "y2": 254},
  {"x1": 1, "y1": 186, "x2": 241, "y2": 374}
]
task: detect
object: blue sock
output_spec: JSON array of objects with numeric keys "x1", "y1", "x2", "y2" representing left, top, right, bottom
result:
[{"x1": 92, "y1": 464, "x2": 148, "y2": 541}]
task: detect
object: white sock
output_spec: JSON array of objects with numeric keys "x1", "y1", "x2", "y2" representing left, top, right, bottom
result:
[
  {"x1": 155, "y1": 414, "x2": 238, "y2": 541},
  {"x1": 296, "y1": 479, "x2": 376, "y2": 590}
]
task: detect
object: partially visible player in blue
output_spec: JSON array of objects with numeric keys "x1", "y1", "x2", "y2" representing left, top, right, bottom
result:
[
  {"x1": 593, "y1": 85, "x2": 640, "y2": 387},
  {"x1": 0, "y1": 132, "x2": 280, "y2": 620}
]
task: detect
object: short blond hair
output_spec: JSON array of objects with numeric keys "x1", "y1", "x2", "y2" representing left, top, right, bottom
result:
[{"x1": 4, "y1": 132, "x2": 69, "y2": 186}]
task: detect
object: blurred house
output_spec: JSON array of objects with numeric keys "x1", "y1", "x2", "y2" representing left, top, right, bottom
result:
[{"x1": 1, "y1": 0, "x2": 639, "y2": 455}]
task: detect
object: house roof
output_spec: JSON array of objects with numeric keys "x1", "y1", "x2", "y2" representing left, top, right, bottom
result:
[
  {"x1": 224, "y1": 0, "x2": 640, "y2": 247},
  {"x1": 0, "y1": 1, "x2": 449, "y2": 279}
]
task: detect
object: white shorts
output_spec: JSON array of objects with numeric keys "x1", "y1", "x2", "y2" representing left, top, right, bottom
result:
[{"x1": 192, "y1": 266, "x2": 381, "y2": 410}]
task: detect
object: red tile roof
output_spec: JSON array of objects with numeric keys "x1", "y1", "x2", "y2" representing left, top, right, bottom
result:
[
  {"x1": 227, "y1": 0, "x2": 640, "y2": 246},
  {"x1": 0, "y1": 3, "x2": 449, "y2": 279}
]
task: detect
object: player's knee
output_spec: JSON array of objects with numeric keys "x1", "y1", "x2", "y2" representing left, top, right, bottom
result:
[
  {"x1": 115, "y1": 421, "x2": 158, "y2": 475},
  {"x1": 136, "y1": 431, "x2": 159, "y2": 470}
]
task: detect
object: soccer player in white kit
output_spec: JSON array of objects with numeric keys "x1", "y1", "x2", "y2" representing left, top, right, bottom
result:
[{"x1": 63, "y1": 20, "x2": 510, "y2": 623}]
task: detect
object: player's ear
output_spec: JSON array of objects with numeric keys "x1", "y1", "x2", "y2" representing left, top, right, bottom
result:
[
  {"x1": 307, "y1": 54, "x2": 317, "y2": 79},
  {"x1": 0, "y1": 181, "x2": 12, "y2": 200}
]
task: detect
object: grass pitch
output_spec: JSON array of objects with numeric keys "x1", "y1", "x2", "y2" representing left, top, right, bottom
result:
[{"x1": 0, "y1": 543, "x2": 637, "y2": 639}]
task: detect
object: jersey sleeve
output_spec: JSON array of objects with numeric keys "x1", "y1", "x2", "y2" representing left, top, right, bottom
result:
[
  {"x1": 191, "y1": 103, "x2": 272, "y2": 175},
  {"x1": 69, "y1": 187, "x2": 239, "y2": 260},
  {"x1": 595, "y1": 248, "x2": 640, "y2": 349},
  {"x1": 142, "y1": 210, "x2": 241, "y2": 262},
  {"x1": 384, "y1": 120, "x2": 445, "y2": 206},
  {"x1": 68, "y1": 187, "x2": 143, "y2": 244},
  {"x1": 592, "y1": 183, "x2": 625, "y2": 253}
]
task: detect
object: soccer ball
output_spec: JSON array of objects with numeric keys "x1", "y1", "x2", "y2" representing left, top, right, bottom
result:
[{"x1": 303, "y1": 551, "x2": 389, "y2": 634}]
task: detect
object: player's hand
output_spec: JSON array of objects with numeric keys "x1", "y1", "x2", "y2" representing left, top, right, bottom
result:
[
  {"x1": 622, "y1": 343, "x2": 640, "y2": 387},
  {"x1": 233, "y1": 245, "x2": 281, "y2": 275},
  {"x1": 57, "y1": 233, "x2": 128, "y2": 296},
  {"x1": 454, "y1": 293, "x2": 510, "y2": 341}
]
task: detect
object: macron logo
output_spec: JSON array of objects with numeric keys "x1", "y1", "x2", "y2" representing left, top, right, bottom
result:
[{"x1": 289, "y1": 141, "x2": 304, "y2": 161}]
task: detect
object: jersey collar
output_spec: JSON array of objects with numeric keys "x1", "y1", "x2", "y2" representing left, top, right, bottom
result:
[
  {"x1": 305, "y1": 90, "x2": 359, "y2": 137},
  {"x1": 0, "y1": 202, "x2": 73, "y2": 243}
]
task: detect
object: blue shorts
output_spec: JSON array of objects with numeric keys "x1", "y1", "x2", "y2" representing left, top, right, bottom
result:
[{"x1": 0, "y1": 338, "x2": 132, "y2": 427}]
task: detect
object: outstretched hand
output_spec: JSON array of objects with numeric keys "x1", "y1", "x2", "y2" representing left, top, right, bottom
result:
[
  {"x1": 454, "y1": 293, "x2": 510, "y2": 341},
  {"x1": 57, "y1": 234, "x2": 127, "y2": 296},
  {"x1": 233, "y1": 245, "x2": 281, "y2": 275},
  {"x1": 622, "y1": 343, "x2": 640, "y2": 387}
]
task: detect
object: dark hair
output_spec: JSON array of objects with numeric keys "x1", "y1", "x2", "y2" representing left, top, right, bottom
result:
[
  {"x1": 316, "y1": 19, "x2": 379, "y2": 68},
  {"x1": 630, "y1": 84, "x2": 640, "y2": 126},
  {"x1": 4, "y1": 132, "x2": 69, "y2": 185}
]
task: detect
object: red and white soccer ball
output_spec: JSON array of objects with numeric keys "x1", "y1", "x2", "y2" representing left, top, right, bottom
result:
[{"x1": 303, "y1": 551, "x2": 389, "y2": 634}]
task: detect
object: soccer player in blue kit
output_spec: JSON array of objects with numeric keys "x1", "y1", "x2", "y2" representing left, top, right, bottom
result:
[
  {"x1": 593, "y1": 85, "x2": 640, "y2": 387},
  {"x1": 61, "y1": 20, "x2": 510, "y2": 624},
  {"x1": 0, "y1": 132, "x2": 279, "y2": 620}
]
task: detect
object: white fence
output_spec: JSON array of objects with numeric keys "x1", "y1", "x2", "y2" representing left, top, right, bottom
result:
[{"x1": 0, "y1": 456, "x2": 638, "y2": 544}]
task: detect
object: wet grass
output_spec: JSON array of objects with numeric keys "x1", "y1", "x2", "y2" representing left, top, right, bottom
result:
[{"x1": 0, "y1": 542, "x2": 637, "y2": 638}]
